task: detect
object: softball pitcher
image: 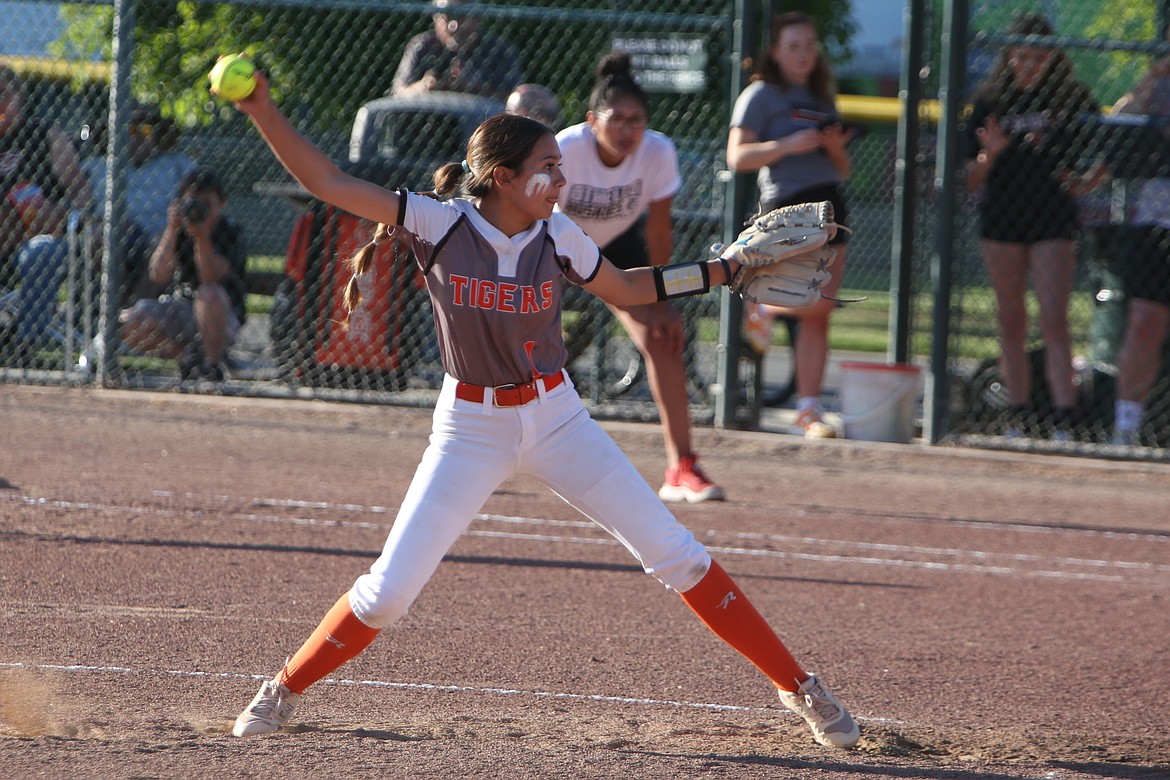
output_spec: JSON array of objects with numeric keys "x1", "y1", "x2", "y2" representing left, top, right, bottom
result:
[{"x1": 225, "y1": 68, "x2": 860, "y2": 750}]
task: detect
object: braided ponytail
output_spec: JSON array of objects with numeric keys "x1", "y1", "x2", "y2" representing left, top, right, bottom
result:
[
  {"x1": 344, "y1": 114, "x2": 552, "y2": 322},
  {"x1": 343, "y1": 222, "x2": 395, "y2": 318}
]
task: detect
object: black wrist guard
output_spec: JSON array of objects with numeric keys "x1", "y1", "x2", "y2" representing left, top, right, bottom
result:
[{"x1": 652, "y1": 262, "x2": 712, "y2": 301}]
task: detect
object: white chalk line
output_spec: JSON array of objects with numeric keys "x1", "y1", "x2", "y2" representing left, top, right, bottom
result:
[
  {"x1": 0, "y1": 600, "x2": 307, "y2": 624},
  {"x1": 0, "y1": 660, "x2": 899, "y2": 726},
  {"x1": 260, "y1": 495, "x2": 1170, "y2": 546},
  {"x1": 5, "y1": 493, "x2": 1168, "y2": 583},
  {"x1": 13, "y1": 490, "x2": 1170, "y2": 543}
]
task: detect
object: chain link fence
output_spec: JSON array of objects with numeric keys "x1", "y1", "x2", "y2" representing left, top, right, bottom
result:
[
  {"x1": 2, "y1": 1, "x2": 1167, "y2": 461},
  {"x1": 2, "y1": 1, "x2": 742, "y2": 414}
]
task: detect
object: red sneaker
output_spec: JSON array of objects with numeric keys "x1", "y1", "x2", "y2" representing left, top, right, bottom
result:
[{"x1": 659, "y1": 454, "x2": 726, "y2": 503}]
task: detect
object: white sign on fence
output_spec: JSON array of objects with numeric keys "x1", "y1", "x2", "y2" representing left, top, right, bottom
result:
[{"x1": 611, "y1": 34, "x2": 707, "y2": 93}]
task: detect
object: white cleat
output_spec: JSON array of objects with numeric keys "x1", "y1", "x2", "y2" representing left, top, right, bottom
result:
[
  {"x1": 777, "y1": 674, "x2": 860, "y2": 749},
  {"x1": 232, "y1": 677, "x2": 302, "y2": 737}
]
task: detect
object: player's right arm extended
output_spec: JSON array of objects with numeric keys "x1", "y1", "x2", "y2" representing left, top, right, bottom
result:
[{"x1": 236, "y1": 72, "x2": 399, "y2": 226}]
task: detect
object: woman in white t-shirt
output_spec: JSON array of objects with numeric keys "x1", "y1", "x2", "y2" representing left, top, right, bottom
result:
[{"x1": 557, "y1": 52, "x2": 724, "y2": 503}]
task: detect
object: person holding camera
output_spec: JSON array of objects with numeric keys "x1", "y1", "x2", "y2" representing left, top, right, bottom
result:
[
  {"x1": 82, "y1": 106, "x2": 197, "y2": 307},
  {"x1": 118, "y1": 166, "x2": 247, "y2": 382}
]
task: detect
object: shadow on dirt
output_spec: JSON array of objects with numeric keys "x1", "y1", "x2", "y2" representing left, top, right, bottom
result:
[
  {"x1": 620, "y1": 746, "x2": 1168, "y2": 779},
  {"x1": 4, "y1": 529, "x2": 929, "y2": 591},
  {"x1": 1047, "y1": 763, "x2": 1170, "y2": 779}
]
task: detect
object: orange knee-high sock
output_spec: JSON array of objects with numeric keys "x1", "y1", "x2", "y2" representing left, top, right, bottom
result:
[
  {"x1": 679, "y1": 560, "x2": 807, "y2": 692},
  {"x1": 279, "y1": 591, "x2": 380, "y2": 694}
]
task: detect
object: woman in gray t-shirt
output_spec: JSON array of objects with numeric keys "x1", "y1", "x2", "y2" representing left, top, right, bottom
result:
[{"x1": 726, "y1": 12, "x2": 854, "y2": 438}]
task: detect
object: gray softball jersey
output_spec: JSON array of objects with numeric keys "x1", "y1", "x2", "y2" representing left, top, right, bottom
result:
[{"x1": 398, "y1": 190, "x2": 602, "y2": 388}]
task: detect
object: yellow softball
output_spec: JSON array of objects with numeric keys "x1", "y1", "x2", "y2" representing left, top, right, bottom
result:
[{"x1": 209, "y1": 55, "x2": 257, "y2": 102}]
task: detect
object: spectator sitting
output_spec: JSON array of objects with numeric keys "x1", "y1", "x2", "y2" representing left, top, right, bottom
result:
[
  {"x1": 391, "y1": 0, "x2": 524, "y2": 101},
  {"x1": 118, "y1": 166, "x2": 247, "y2": 382},
  {"x1": 0, "y1": 64, "x2": 93, "y2": 366},
  {"x1": 505, "y1": 83, "x2": 563, "y2": 130}
]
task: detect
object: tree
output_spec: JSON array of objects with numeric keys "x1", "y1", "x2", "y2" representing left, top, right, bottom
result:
[
  {"x1": 51, "y1": 0, "x2": 858, "y2": 136},
  {"x1": 53, "y1": 1, "x2": 415, "y2": 132}
]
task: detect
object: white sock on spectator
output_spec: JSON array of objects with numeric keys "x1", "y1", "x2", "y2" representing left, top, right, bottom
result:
[
  {"x1": 797, "y1": 396, "x2": 821, "y2": 413},
  {"x1": 1114, "y1": 399, "x2": 1144, "y2": 433}
]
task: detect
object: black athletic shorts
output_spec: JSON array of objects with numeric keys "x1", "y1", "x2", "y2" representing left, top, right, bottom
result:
[
  {"x1": 761, "y1": 182, "x2": 850, "y2": 246},
  {"x1": 1109, "y1": 225, "x2": 1170, "y2": 307},
  {"x1": 601, "y1": 219, "x2": 650, "y2": 271}
]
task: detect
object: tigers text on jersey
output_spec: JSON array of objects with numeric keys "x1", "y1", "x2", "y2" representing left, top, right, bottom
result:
[{"x1": 397, "y1": 191, "x2": 602, "y2": 388}]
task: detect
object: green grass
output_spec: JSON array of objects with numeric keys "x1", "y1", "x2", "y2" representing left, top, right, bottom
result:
[
  {"x1": 694, "y1": 286, "x2": 1100, "y2": 362},
  {"x1": 248, "y1": 254, "x2": 285, "y2": 275},
  {"x1": 246, "y1": 255, "x2": 284, "y2": 316},
  {"x1": 246, "y1": 294, "x2": 274, "y2": 316},
  {"x1": 241, "y1": 276, "x2": 1101, "y2": 364},
  {"x1": 824, "y1": 289, "x2": 893, "y2": 353},
  {"x1": 690, "y1": 288, "x2": 894, "y2": 354}
]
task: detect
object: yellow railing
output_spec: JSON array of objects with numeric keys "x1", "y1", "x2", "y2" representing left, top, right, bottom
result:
[
  {"x1": 0, "y1": 55, "x2": 110, "y2": 82},
  {"x1": 2, "y1": 57, "x2": 939, "y2": 127},
  {"x1": 838, "y1": 93, "x2": 942, "y2": 126}
]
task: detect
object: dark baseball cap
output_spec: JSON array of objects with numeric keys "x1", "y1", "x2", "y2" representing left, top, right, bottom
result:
[{"x1": 179, "y1": 166, "x2": 226, "y2": 198}]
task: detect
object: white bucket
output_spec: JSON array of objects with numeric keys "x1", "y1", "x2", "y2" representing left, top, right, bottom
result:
[{"x1": 839, "y1": 361, "x2": 921, "y2": 443}]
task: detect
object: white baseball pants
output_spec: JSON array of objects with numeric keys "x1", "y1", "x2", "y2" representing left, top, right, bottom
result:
[{"x1": 349, "y1": 372, "x2": 712, "y2": 628}]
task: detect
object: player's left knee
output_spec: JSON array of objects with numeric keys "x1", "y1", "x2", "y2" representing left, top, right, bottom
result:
[
  {"x1": 642, "y1": 532, "x2": 711, "y2": 592},
  {"x1": 649, "y1": 553, "x2": 711, "y2": 594},
  {"x1": 348, "y1": 579, "x2": 417, "y2": 629}
]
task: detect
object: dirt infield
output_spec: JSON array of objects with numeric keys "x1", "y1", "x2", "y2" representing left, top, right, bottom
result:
[{"x1": 2, "y1": 385, "x2": 1168, "y2": 780}]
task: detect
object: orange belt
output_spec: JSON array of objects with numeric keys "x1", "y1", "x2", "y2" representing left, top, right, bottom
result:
[{"x1": 455, "y1": 370, "x2": 565, "y2": 407}]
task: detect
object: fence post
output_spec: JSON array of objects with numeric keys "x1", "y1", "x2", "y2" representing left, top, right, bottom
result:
[
  {"x1": 714, "y1": 0, "x2": 758, "y2": 429},
  {"x1": 889, "y1": 0, "x2": 925, "y2": 366},
  {"x1": 926, "y1": 0, "x2": 968, "y2": 443},
  {"x1": 98, "y1": 0, "x2": 135, "y2": 386}
]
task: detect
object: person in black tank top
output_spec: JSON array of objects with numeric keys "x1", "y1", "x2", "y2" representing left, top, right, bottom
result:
[{"x1": 964, "y1": 13, "x2": 1105, "y2": 439}]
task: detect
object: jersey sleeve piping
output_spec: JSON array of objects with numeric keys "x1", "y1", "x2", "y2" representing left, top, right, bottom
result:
[
  {"x1": 580, "y1": 246, "x2": 603, "y2": 283},
  {"x1": 395, "y1": 187, "x2": 408, "y2": 225},
  {"x1": 429, "y1": 213, "x2": 464, "y2": 272}
]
